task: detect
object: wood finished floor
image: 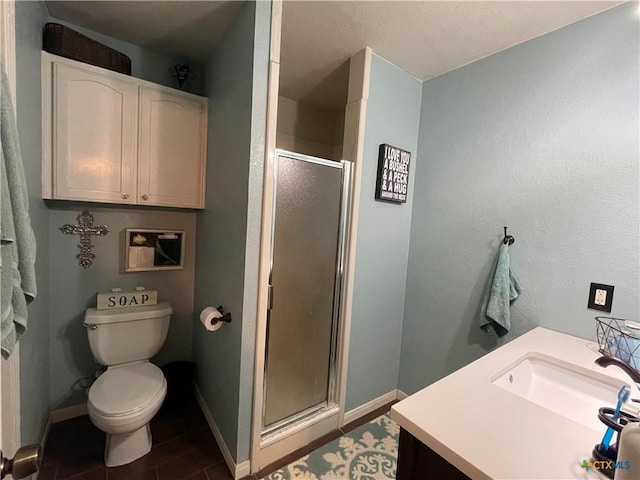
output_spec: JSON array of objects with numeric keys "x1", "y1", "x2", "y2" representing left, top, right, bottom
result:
[
  {"x1": 39, "y1": 394, "x2": 232, "y2": 480},
  {"x1": 39, "y1": 395, "x2": 394, "y2": 480}
]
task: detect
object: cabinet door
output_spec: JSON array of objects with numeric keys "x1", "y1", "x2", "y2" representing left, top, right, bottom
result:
[
  {"x1": 138, "y1": 87, "x2": 207, "y2": 208},
  {"x1": 53, "y1": 63, "x2": 137, "y2": 203}
]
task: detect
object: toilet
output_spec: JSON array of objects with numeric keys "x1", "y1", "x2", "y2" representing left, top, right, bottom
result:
[{"x1": 84, "y1": 302, "x2": 172, "y2": 467}]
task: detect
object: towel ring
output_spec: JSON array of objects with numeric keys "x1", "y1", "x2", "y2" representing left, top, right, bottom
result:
[{"x1": 503, "y1": 226, "x2": 515, "y2": 245}]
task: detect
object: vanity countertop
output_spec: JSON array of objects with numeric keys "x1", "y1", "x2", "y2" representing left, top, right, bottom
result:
[{"x1": 390, "y1": 327, "x2": 640, "y2": 480}]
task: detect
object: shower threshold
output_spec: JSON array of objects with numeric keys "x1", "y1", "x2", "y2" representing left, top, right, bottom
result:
[{"x1": 261, "y1": 402, "x2": 340, "y2": 446}]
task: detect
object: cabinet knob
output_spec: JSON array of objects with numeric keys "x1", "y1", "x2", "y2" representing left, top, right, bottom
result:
[
  {"x1": 121, "y1": 193, "x2": 129, "y2": 200},
  {"x1": 141, "y1": 194, "x2": 149, "y2": 201}
]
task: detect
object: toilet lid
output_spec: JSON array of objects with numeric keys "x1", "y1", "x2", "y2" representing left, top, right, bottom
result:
[{"x1": 89, "y1": 363, "x2": 165, "y2": 417}]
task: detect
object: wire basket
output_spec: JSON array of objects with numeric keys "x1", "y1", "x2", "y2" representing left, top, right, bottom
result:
[{"x1": 596, "y1": 317, "x2": 640, "y2": 376}]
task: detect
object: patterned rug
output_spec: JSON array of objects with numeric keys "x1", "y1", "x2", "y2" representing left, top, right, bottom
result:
[{"x1": 261, "y1": 414, "x2": 399, "y2": 480}]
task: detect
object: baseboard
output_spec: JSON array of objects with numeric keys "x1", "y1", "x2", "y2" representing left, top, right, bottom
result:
[
  {"x1": 194, "y1": 384, "x2": 251, "y2": 480},
  {"x1": 50, "y1": 403, "x2": 88, "y2": 423},
  {"x1": 234, "y1": 459, "x2": 251, "y2": 479},
  {"x1": 342, "y1": 390, "x2": 398, "y2": 426},
  {"x1": 396, "y1": 389, "x2": 409, "y2": 401}
]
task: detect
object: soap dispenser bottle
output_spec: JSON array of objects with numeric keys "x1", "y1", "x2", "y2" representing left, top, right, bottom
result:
[{"x1": 614, "y1": 422, "x2": 640, "y2": 480}]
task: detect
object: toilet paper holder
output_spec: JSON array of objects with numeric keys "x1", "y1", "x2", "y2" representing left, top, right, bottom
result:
[{"x1": 214, "y1": 306, "x2": 232, "y2": 324}]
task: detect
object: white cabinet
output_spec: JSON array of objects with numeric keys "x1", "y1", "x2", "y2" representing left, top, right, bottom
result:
[
  {"x1": 138, "y1": 87, "x2": 206, "y2": 208},
  {"x1": 49, "y1": 62, "x2": 138, "y2": 204},
  {"x1": 42, "y1": 53, "x2": 207, "y2": 209}
]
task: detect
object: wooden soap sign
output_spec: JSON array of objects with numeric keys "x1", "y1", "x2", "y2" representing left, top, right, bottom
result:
[
  {"x1": 97, "y1": 289, "x2": 158, "y2": 310},
  {"x1": 375, "y1": 144, "x2": 411, "y2": 204}
]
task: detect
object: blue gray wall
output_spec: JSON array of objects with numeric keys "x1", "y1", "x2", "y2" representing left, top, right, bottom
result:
[
  {"x1": 47, "y1": 206, "x2": 196, "y2": 408},
  {"x1": 345, "y1": 55, "x2": 422, "y2": 411},
  {"x1": 237, "y1": 0, "x2": 270, "y2": 462},
  {"x1": 193, "y1": 0, "x2": 269, "y2": 462},
  {"x1": 399, "y1": 2, "x2": 640, "y2": 395},
  {"x1": 15, "y1": 0, "x2": 51, "y2": 445}
]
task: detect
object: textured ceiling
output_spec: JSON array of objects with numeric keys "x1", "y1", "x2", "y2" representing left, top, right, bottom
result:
[
  {"x1": 45, "y1": 1, "x2": 625, "y2": 112},
  {"x1": 280, "y1": 1, "x2": 624, "y2": 111}
]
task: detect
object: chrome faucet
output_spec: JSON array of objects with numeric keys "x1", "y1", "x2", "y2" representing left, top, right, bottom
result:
[{"x1": 595, "y1": 355, "x2": 640, "y2": 388}]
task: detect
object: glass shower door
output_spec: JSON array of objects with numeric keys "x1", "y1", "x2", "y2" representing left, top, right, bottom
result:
[{"x1": 262, "y1": 151, "x2": 350, "y2": 431}]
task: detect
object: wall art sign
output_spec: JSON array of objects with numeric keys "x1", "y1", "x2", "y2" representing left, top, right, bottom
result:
[
  {"x1": 375, "y1": 144, "x2": 411, "y2": 203},
  {"x1": 97, "y1": 289, "x2": 158, "y2": 310}
]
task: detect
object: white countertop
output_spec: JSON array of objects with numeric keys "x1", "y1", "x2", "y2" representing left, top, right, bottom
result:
[{"x1": 390, "y1": 327, "x2": 640, "y2": 480}]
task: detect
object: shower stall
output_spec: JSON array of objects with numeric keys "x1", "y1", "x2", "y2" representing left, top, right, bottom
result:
[{"x1": 254, "y1": 149, "x2": 351, "y2": 465}]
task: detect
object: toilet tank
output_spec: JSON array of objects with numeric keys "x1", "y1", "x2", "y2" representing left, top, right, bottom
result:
[{"x1": 84, "y1": 302, "x2": 172, "y2": 366}]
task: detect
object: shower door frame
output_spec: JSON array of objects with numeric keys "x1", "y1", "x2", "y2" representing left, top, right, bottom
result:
[
  {"x1": 261, "y1": 150, "x2": 351, "y2": 438},
  {"x1": 251, "y1": 149, "x2": 352, "y2": 471}
]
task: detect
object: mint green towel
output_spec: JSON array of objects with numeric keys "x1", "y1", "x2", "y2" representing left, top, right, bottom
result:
[
  {"x1": 479, "y1": 244, "x2": 521, "y2": 337},
  {"x1": 0, "y1": 61, "x2": 37, "y2": 358}
]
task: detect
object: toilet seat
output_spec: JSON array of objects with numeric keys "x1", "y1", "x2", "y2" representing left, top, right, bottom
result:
[{"x1": 89, "y1": 362, "x2": 165, "y2": 418}]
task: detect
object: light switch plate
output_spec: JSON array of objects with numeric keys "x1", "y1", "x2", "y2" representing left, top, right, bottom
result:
[{"x1": 588, "y1": 283, "x2": 614, "y2": 312}]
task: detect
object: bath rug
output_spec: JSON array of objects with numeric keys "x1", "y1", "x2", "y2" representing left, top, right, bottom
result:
[{"x1": 261, "y1": 413, "x2": 399, "y2": 480}]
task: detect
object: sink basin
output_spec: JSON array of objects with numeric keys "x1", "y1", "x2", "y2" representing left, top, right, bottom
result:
[{"x1": 491, "y1": 353, "x2": 627, "y2": 431}]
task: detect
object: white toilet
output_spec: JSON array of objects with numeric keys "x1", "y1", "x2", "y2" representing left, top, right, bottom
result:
[{"x1": 84, "y1": 302, "x2": 172, "y2": 467}]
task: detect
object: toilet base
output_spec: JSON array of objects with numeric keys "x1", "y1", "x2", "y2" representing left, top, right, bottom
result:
[{"x1": 104, "y1": 423, "x2": 152, "y2": 467}]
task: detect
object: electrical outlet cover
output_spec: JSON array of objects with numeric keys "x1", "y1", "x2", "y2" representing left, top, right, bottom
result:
[{"x1": 588, "y1": 283, "x2": 614, "y2": 312}]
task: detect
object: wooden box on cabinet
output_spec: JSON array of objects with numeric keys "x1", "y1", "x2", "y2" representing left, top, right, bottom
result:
[{"x1": 42, "y1": 52, "x2": 207, "y2": 209}]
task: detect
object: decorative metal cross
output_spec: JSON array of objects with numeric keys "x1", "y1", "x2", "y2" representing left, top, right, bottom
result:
[{"x1": 59, "y1": 210, "x2": 109, "y2": 269}]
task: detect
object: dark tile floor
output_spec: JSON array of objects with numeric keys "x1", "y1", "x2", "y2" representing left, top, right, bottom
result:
[
  {"x1": 39, "y1": 395, "x2": 233, "y2": 480},
  {"x1": 39, "y1": 395, "x2": 394, "y2": 480}
]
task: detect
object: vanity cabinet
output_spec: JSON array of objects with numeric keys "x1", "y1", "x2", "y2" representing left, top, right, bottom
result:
[
  {"x1": 42, "y1": 52, "x2": 207, "y2": 209},
  {"x1": 397, "y1": 428, "x2": 470, "y2": 480}
]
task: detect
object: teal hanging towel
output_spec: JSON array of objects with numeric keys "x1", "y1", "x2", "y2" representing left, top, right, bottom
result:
[
  {"x1": 479, "y1": 244, "x2": 521, "y2": 337},
  {"x1": 0, "y1": 61, "x2": 37, "y2": 358}
]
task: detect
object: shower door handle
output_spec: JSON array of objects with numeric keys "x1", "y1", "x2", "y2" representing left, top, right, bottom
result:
[{"x1": 267, "y1": 284, "x2": 273, "y2": 310}]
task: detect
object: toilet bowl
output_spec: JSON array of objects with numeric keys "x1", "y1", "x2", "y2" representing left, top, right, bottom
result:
[
  {"x1": 84, "y1": 302, "x2": 172, "y2": 467},
  {"x1": 88, "y1": 362, "x2": 167, "y2": 466}
]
